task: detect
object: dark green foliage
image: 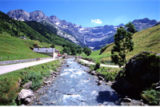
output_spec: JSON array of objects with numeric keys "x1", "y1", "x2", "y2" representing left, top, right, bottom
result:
[
  {"x1": 111, "y1": 27, "x2": 134, "y2": 67},
  {"x1": 0, "y1": 78, "x2": 19, "y2": 105},
  {"x1": 21, "y1": 71, "x2": 43, "y2": 90},
  {"x1": 141, "y1": 89, "x2": 160, "y2": 105},
  {"x1": 125, "y1": 52, "x2": 160, "y2": 88},
  {"x1": 84, "y1": 47, "x2": 92, "y2": 56},
  {"x1": 96, "y1": 67, "x2": 120, "y2": 81},
  {"x1": 125, "y1": 22, "x2": 137, "y2": 33},
  {"x1": 112, "y1": 52, "x2": 160, "y2": 103},
  {"x1": 50, "y1": 44, "x2": 55, "y2": 48},
  {"x1": 33, "y1": 43, "x2": 40, "y2": 48},
  {"x1": 94, "y1": 62, "x2": 100, "y2": 70},
  {"x1": 62, "y1": 46, "x2": 83, "y2": 55},
  {"x1": 104, "y1": 71, "x2": 119, "y2": 81},
  {"x1": 76, "y1": 46, "x2": 83, "y2": 54},
  {"x1": 62, "y1": 46, "x2": 71, "y2": 54},
  {"x1": 71, "y1": 48, "x2": 76, "y2": 55}
]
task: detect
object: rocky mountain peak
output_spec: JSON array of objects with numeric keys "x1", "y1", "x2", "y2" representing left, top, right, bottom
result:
[
  {"x1": 49, "y1": 15, "x2": 60, "y2": 24},
  {"x1": 132, "y1": 18, "x2": 157, "y2": 31},
  {"x1": 30, "y1": 10, "x2": 47, "y2": 21},
  {"x1": 7, "y1": 9, "x2": 30, "y2": 21}
]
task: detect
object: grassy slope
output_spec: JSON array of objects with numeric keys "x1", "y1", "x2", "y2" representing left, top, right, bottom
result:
[
  {"x1": 81, "y1": 50, "x2": 111, "y2": 63},
  {"x1": 0, "y1": 33, "x2": 50, "y2": 61},
  {"x1": 82, "y1": 25, "x2": 160, "y2": 64}
]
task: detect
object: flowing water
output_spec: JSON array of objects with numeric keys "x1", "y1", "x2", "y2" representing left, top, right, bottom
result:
[{"x1": 33, "y1": 58, "x2": 119, "y2": 106}]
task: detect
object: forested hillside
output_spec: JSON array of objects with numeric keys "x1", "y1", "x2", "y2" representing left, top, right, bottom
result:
[
  {"x1": 0, "y1": 11, "x2": 80, "y2": 49},
  {"x1": 25, "y1": 21, "x2": 79, "y2": 47}
]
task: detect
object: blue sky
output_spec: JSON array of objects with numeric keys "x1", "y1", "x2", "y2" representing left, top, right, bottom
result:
[{"x1": 0, "y1": 0, "x2": 159, "y2": 27}]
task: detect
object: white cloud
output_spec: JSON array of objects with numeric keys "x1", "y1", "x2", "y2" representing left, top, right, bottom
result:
[{"x1": 91, "y1": 19, "x2": 103, "y2": 24}]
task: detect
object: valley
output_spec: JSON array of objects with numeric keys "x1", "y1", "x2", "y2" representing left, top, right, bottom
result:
[{"x1": 0, "y1": 5, "x2": 159, "y2": 106}]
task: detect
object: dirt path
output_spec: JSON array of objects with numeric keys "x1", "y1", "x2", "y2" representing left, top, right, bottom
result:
[
  {"x1": 0, "y1": 58, "x2": 57, "y2": 75},
  {"x1": 78, "y1": 59, "x2": 119, "y2": 68}
]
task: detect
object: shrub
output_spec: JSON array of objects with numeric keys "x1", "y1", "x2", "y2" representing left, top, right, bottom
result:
[
  {"x1": 31, "y1": 79, "x2": 43, "y2": 90},
  {"x1": 104, "y1": 71, "x2": 119, "y2": 81},
  {"x1": 0, "y1": 78, "x2": 20, "y2": 105},
  {"x1": 89, "y1": 65, "x2": 95, "y2": 71},
  {"x1": 83, "y1": 47, "x2": 92, "y2": 56},
  {"x1": 97, "y1": 67, "x2": 120, "y2": 81},
  {"x1": 50, "y1": 44, "x2": 55, "y2": 48},
  {"x1": 141, "y1": 89, "x2": 160, "y2": 105},
  {"x1": 33, "y1": 43, "x2": 40, "y2": 48},
  {"x1": 21, "y1": 71, "x2": 43, "y2": 90},
  {"x1": 94, "y1": 62, "x2": 100, "y2": 70}
]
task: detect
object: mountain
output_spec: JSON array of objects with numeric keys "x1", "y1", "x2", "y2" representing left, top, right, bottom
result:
[
  {"x1": 7, "y1": 9, "x2": 158, "y2": 50},
  {"x1": 7, "y1": 10, "x2": 80, "y2": 45},
  {"x1": 132, "y1": 18, "x2": 157, "y2": 31},
  {"x1": 0, "y1": 11, "x2": 80, "y2": 49}
]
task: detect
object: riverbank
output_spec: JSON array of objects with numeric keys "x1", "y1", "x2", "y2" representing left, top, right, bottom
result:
[
  {"x1": 0, "y1": 59, "x2": 62, "y2": 105},
  {"x1": 32, "y1": 57, "x2": 120, "y2": 106},
  {"x1": 76, "y1": 58, "x2": 147, "y2": 106}
]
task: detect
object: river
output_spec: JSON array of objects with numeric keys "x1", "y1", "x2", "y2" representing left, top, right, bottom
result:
[{"x1": 33, "y1": 58, "x2": 120, "y2": 106}]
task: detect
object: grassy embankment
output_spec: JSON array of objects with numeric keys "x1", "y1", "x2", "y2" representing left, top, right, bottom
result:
[
  {"x1": 78, "y1": 60, "x2": 121, "y2": 82},
  {"x1": 0, "y1": 32, "x2": 63, "y2": 61},
  {"x1": 81, "y1": 25, "x2": 160, "y2": 64},
  {"x1": 0, "y1": 60, "x2": 61, "y2": 105}
]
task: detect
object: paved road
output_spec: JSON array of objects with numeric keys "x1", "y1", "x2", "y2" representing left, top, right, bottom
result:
[
  {"x1": 78, "y1": 59, "x2": 119, "y2": 68},
  {"x1": 33, "y1": 58, "x2": 119, "y2": 106},
  {"x1": 0, "y1": 58, "x2": 56, "y2": 75}
]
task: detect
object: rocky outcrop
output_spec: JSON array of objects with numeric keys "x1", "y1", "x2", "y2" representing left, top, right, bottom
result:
[{"x1": 112, "y1": 52, "x2": 160, "y2": 97}]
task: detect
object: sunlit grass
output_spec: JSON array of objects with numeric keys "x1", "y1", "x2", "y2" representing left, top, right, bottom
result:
[{"x1": 0, "y1": 32, "x2": 64, "y2": 61}]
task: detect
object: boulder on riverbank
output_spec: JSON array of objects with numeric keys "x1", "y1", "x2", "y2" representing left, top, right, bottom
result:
[
  {"x1": 18, "y1": 89, "x2": 34, "y2": 104},
  {"x1": 112, "y1": 52, "x2": 160, "y2": 98}
]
